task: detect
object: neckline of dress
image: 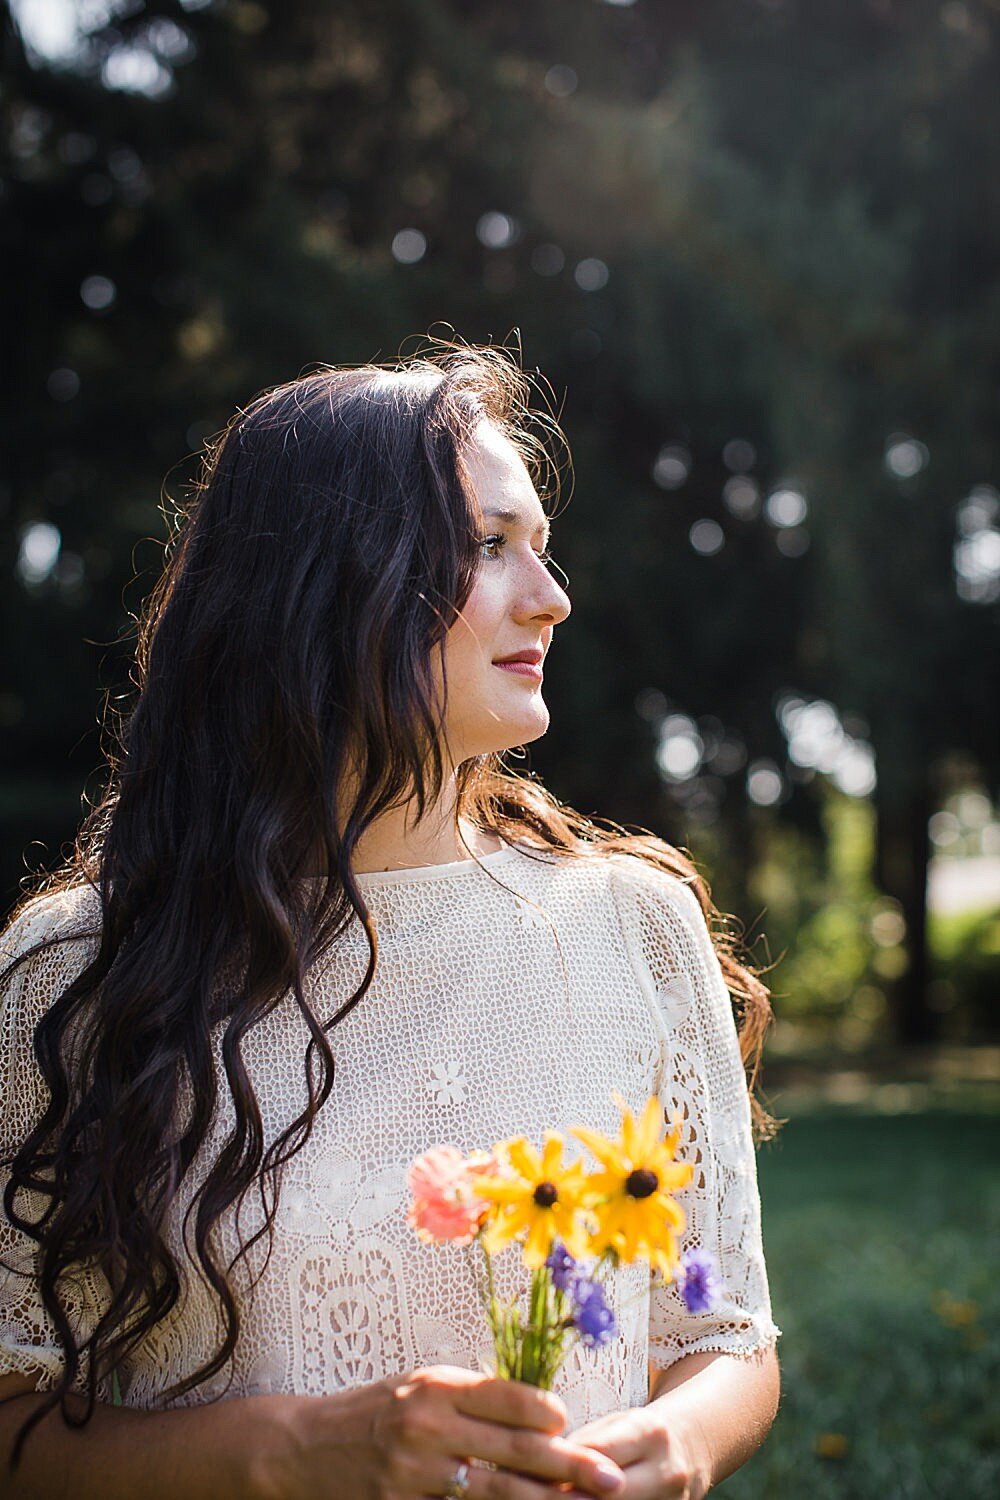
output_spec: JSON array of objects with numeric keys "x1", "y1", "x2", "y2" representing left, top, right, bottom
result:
[{"x1": 352, "y1": 841, "x2": 526, "y2": 889}]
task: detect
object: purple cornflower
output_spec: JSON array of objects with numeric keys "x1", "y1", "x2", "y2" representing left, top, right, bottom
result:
[
  {"x1": 678, "y1": 1248, "x2": 722, "y2": 1315},
  {"x1": 545, "y1": 1242, "x2": 579, "y2": 1295},
  {"x1": 572, "y1": 1277, "x2": 617, "y2": 1348}
]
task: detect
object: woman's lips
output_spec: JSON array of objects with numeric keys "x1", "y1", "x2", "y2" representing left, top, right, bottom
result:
[{"x1": 494, "y1": 660, "x2": 543, "y2": 681}]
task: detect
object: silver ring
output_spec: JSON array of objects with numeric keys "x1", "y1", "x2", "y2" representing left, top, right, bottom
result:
[{"x1": 444, "y1": 1460, "x2": 471, "y2": 1498}]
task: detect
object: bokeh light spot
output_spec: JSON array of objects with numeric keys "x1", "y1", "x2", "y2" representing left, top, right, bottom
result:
[
  {"x1": 143, "y1": 17, "x2": 194, "y2": 61},
  {"x1": 747, "y1": 760, "x2": 783, "y2": 807},
  {"x1": 573, "y1": 257, "x2": 609, "y2": 291},
  {"x1": 476, "y1": 211, "x2": 519, "y2": 249},
  {"x1": 709, "y1": 734, "x2": 747, "y2": 776},
  {"x1": 723, "y1": 475, "x2": 760, "y2": 519},
  {"x1": 17, "y1": 522, "x2": 61, "y2": 585},
  {"x1": 956, "y1": 484, "x2": 999, "y2": 534},
  {"x1": 652, "y1": 444, "x2": 691, "y2": 490},
  {"x1": 778, "y1": 695, "x2": 877, "y2": 796},
  {"x1": 954, "y1": 486, "x2": 1000, "y2": 602},
  {"x1": 635, "y1": 687, "x2": 668, "y2": 721},
  {"x1": 929, "y1": 810, "x2": 961, "y2": 848},
  {"x1": 47, "y1": 367, "x2": 80, "y2": 401},
  {"x1": 656, "y1": 715, "x2": 704, "y2": 783},
  {"x1": 765, "y1": 487, "x2": 808, "y2": 528},
  {"x1": 833, "y1": 740, "x2": 877, "y2": 797},
  {"x1": 108, "y1": 147, "x2": 143, "y2": 183},
  {"x1": 391, "y1": 228, "x2": 427, "y2": 264},
  {"x1": 80, "y1": 274, "x2": 116, "y2": 311},
  {"x1": 102, "y1": 44, "x2": 173, "y2": 97},
  {"x1": 871, "y1": 903, "x2": 906, "y2": 947},
  {"x1": 689, "y1": 519, "x2": 725, "y2": 556},
  {"x1": 884, "y1": 432, "x2": 929, "y2": 479},
  {"x1": 544, "y1": 64, "x2": 578, "y2": 97}
]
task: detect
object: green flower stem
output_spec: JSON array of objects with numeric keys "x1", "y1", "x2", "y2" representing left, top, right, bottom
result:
[
  {"x1": 523, "y1": 1266, "x2": 547, "y2": 1386},
  {"x1": 479, "y1": 1239, "x2": 512, "y2": 1379},
  {"x1": 477, "y1": 1243, "x2": 569, "y2": 1389},
  {"x1": 475, "y1": 1241, "x2": 673, "y2": 1391}
]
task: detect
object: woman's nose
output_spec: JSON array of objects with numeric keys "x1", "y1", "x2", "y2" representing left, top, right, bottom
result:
[
  {"x1": 543, "y1": 576, "x2": 571, "y2": 624},
  {"x1": 520, "y1": 559, "x2": 571, "y2": 625}
]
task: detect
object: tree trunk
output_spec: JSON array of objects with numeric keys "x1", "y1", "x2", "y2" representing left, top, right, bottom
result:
[
  {"x1": 875, "y1": 785, "x2": 935, "y2": 1046},
  {"x1": 719, "y1": 793, "x2": 755, "y2": 937}
]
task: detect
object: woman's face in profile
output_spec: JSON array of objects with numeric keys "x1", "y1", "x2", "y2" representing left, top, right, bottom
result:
[{"x1": 439, "y1": 420, "x2": 571, "y2": 763}]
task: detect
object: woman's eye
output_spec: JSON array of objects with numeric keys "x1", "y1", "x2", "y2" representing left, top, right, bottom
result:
[{"x1": 477, "y1": 534, "x2": 557, "y2": 570}]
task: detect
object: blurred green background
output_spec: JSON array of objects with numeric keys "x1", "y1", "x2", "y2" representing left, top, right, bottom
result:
[
  {"x1": 722, "y1": 1109, "x2": 999, "y2": 1496},
  {"x1": 1, "y1": 2, "x2": 998, "y2": 1489}
]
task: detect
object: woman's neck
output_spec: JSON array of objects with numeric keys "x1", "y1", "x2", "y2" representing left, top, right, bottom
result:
[{"x1": 348, "y1": 792, "x2": 500, "y2": 876}]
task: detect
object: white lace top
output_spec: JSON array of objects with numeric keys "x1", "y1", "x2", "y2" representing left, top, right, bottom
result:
[{"x1": 0, "y1": 843, "x2": 780, "y2": 1430}]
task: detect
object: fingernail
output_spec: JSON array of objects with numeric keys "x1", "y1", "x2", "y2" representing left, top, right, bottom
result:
[{"x1": 594, "y1": 1463, "x2": 625, "y2": 1493}]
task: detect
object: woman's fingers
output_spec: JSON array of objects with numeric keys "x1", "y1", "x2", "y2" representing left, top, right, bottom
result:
[
  {"x1": 445, "y1": 1416, "x2": 625, "y2": 1496},
  {"x1": 451, "y1": 1375, "x2": 568, "y2": 1434},
  {"x1": 568, "y1": 1410, "x2": 650, "y2": 1465},
  {"x1": 383, "y1": 1369, "x2": 626, "y2": 1497},
  {"x1": 427, "y1": 1456, "x2": 620, "y2": 1500},
  {"x1": 570, "y1": 1412, "x2": 698, "y2": 1499}
]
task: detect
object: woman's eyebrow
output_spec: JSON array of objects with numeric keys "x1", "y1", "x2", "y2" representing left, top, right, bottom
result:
[{"x1": 483, "y1": 507, "x2": 551, "y2": 544}]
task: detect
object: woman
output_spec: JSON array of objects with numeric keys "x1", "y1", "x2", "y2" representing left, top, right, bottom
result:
[{"x1": 0, "y1": 343, "x2": 781, "y2": 1498}]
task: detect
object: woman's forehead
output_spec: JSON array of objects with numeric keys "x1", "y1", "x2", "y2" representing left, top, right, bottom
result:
[{"x1": 465, "y1": 421, "x2": 544, "y2": 521}]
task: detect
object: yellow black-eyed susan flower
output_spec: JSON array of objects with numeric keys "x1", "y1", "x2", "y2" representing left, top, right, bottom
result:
[
  {"x1": 475, "y1": 1132, "x2": 593, "y2": 1268},
  {"x1": 571, "y1": 1094, "x2": 694, "y2": 1278}
]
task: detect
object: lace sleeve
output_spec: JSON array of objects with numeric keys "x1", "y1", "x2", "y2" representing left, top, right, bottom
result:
[
  {"x1": 610, "y1": 858, "x2": 781, "y2": 1368},
  {"x1": 0, "y1": 890, "x2": 109, "y2": 1393}
]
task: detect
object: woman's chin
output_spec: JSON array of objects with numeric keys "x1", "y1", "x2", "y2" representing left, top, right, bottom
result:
[
  {"x1": 500, "y1": 707, "x2": 551, "y2": 750},
  {"x1": 458, "y1": 713, "x2": 549, "y2": 760}
]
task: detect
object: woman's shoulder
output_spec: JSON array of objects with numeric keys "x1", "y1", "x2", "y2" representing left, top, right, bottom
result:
[
  {"x1": 0, "y1": 881, "x2": 103, "y2": 975},
  {"x1": 510, "y1": 839, "x2": 704, "y2": 920},
  {"x1": 514, "y1": 838, "x2": 694, "y2": 889}
]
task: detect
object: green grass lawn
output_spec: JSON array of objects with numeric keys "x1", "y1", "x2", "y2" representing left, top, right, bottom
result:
[{"x1": 716, "y1": 1111, "x2": 1000, "y2": 1499}]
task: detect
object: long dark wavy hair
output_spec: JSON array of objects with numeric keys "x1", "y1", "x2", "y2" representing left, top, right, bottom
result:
[{"x1": 2, "y1": 339, "x2": 780, "y2": 1464}]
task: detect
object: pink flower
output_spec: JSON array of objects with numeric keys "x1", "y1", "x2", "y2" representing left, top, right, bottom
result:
[{"x1": 406, "y1": 1146, "x2": 496, "y2": 1246}]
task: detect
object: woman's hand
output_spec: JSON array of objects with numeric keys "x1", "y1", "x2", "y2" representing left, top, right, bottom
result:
[
  {"x1": 564, "y1": 1405, "x2": 705, "y2": 1500},
  {"x1": 260, "y1": 1365, "x2": 627, "y2": 1500}
]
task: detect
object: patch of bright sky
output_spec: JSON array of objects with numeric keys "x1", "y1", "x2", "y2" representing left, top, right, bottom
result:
[
  {"x1": 11, "y1": 0, "x2": 72, "y2": 60},
  {"x1": 10, "y1": 0, "x2": 210, "y2": 65},
  {"x1": 10, "y1": 0, "x2": 116, "y2": 62}
]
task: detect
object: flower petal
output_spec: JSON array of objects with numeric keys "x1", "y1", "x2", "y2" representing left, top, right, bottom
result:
[
  {"x1": 506, "y1": 1136, "x2": 542, "y2": 1181},
  {"x1": 541, "y1": 1131, "x2": 566, "y2": 1176},
  {"x1": 620, "y1": 1106, "x2": 640, "y2": 1164},
  {"x1": 654, "y1": 1161, "x2": 694, "y2": 1195},
  {"x1": 636, "y1": 1095, "x2": 664, "y2": 1158},
  {"x1": 474, "y1": 1176, "x2": 530, "y2": 1205},
  {"x1": 654, "y1": 1193, "x2": 687, "y2": 1233},
  {"x1": 570, "y1": 1125, "x2": 626, "y2": 1174},
  {"x1": 524, "y1": 1212, "x2": 555, "y2": 1268}
]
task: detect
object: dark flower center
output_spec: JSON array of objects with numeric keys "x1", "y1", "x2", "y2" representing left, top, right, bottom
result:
[
  {"x1": 533, "y1": 1180, "x2": 558, "y2": 1207},
  {"x1": 625, "y1": 1168, "x2": 659, "y2": 1199}
]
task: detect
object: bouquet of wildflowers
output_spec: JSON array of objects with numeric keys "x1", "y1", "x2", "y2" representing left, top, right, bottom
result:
[{"x1": 406, "y1": 1093, "x2": 723, "y2": 1389}]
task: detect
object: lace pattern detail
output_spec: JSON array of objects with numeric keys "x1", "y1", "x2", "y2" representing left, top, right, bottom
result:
[
  {"x1": 609, "y1": 860, "x2": 782, "y2": 1364},
  {"x1": 1, "y1": 847, "x2": 779, "y2": 1426},
  {"x1": 0, "y1": 888, "x2": 111, "y2": 1398}
]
